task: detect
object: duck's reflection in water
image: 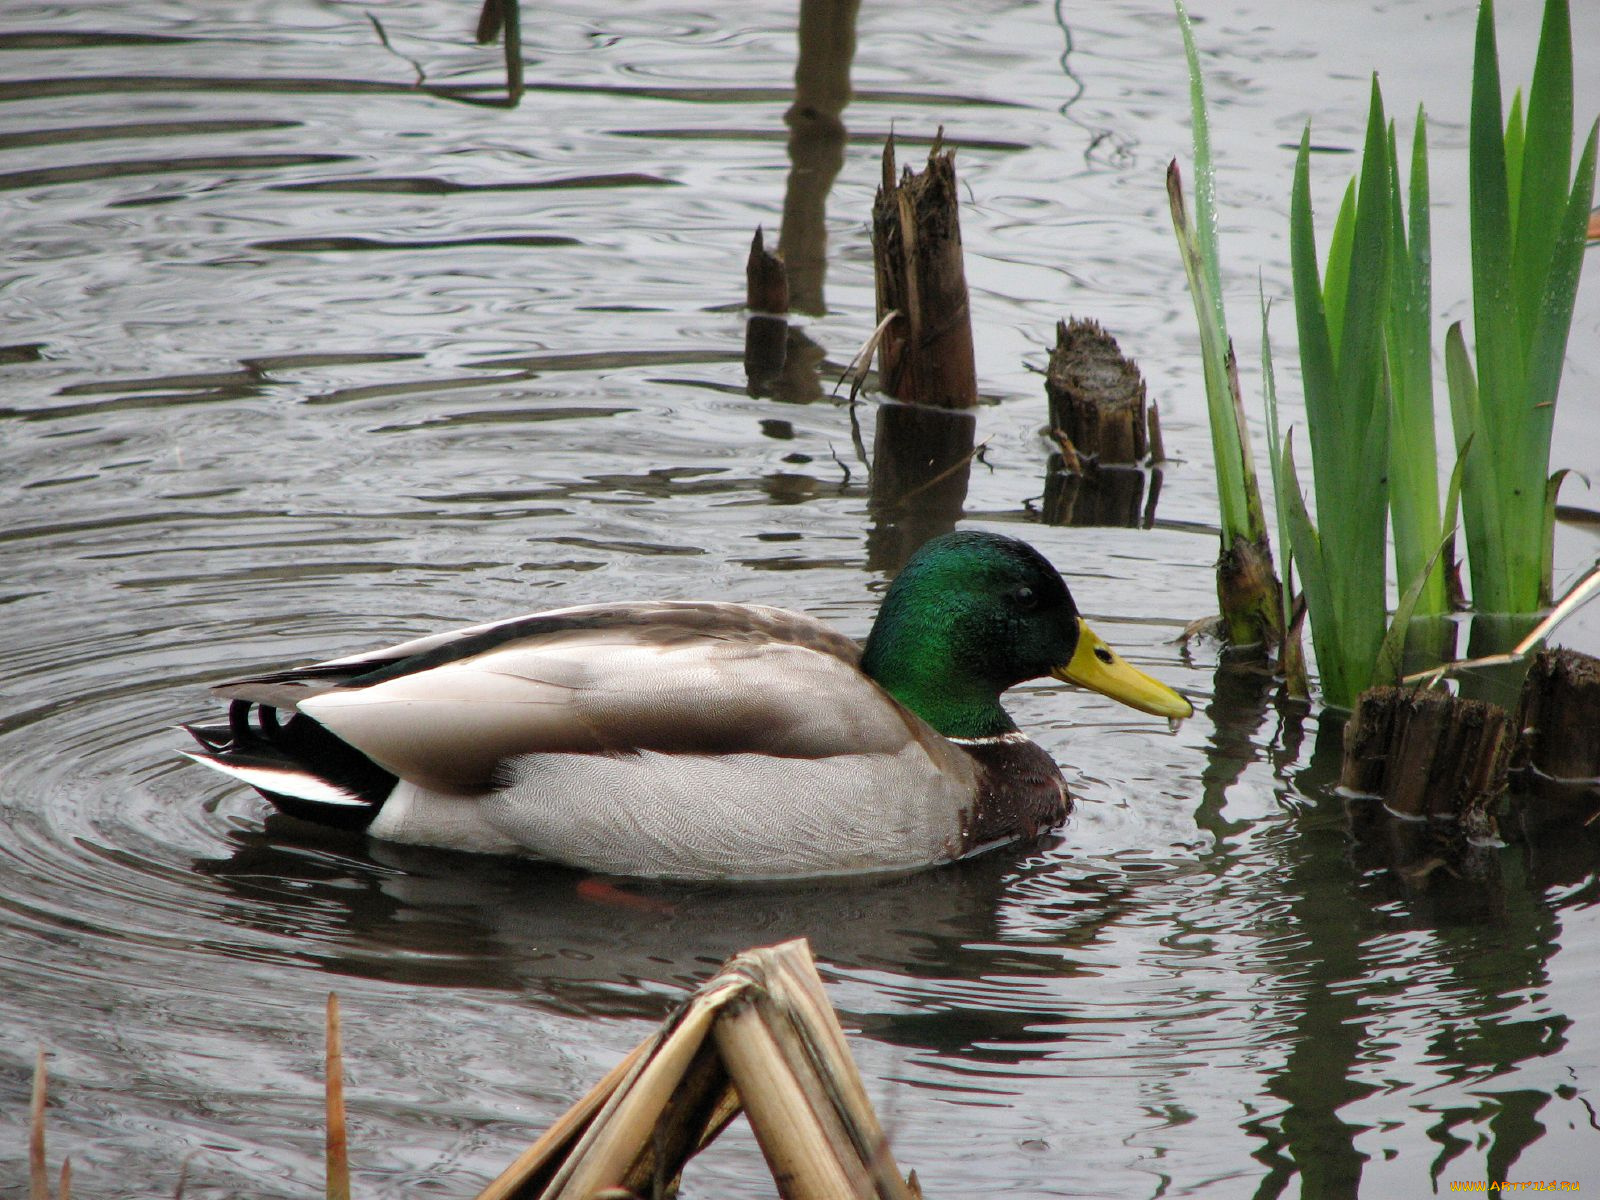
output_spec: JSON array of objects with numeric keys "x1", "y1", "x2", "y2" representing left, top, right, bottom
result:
[{"x1": 197, "y1": 816, "x2": 1138, "y2": 1057}]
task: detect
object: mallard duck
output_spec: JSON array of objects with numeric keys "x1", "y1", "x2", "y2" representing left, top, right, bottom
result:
[{"x1": 183, "y1": 530, "x2": 1191, "y2": 880}]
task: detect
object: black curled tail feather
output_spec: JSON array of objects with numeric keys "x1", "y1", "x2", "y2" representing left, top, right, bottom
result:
[{"x1": 183, "y1": 701, "x2": 397, "y2": 831}]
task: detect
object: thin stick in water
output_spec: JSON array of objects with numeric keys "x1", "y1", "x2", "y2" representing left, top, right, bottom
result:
[
  {"x1": 30, "y1": 1050, "x2": 47, "y2": 1200},
  {"x1": 326, "y1": 993, "x2": 350, "y2": 1200}
]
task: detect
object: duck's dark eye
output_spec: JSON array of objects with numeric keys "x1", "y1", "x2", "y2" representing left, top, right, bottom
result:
[{"x1": 1011, "y1": 585, "x2": 1038, "y2": 612}]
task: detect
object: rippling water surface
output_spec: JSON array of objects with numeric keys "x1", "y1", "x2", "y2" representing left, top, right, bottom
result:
[{"x1": 4, "y1": 0, "x2": 1600, "y2": 1195}]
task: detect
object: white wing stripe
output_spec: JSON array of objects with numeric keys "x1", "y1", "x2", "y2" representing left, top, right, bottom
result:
[{"x1": 181, "y1": 753, "x2": 370, "y2": 806}]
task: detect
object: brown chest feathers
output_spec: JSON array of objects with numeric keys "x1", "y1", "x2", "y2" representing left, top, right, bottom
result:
[{"x1": 952, "y1": 734, "x2": 1072, "y2": 857}]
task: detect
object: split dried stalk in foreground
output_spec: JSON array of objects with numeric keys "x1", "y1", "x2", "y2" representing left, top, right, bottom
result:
[{"x1": 477, "y1": 938, "x2": 918, "y2": 1200}]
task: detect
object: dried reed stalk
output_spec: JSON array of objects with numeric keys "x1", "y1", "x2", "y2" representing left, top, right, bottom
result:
[
  {"x1": 475, "y1": 1038, "x2": 654, "y2": 1200},
  {"x1": 549, "y1": 983, "x2": 740, "y2": 1200},
  {"x1": 326, "y1": 993, "x2": 350, "y2": 1200},
  {"x1": 476, "y1": 938, "x2": 914, "y2": 1200},
  {"x1": 31, "y1": 1050, "x2": 48, "y2": 1200}
]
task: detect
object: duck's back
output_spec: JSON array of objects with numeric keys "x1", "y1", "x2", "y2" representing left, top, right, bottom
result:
[{"x1": 212, "y1": 602, "x2": 985, "y2": 878}]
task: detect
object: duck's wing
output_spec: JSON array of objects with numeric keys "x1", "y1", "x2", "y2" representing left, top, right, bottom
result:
[
  {"x1": 207, "y1": 603, "x2": 664, "y2": 711},
  {"x1": 213, "y1": 602, "x2": 955, "y2": 797}
]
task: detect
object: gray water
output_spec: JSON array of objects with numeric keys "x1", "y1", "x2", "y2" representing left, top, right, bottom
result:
[{"x1": 3, "y1": 0, "x2": 1599, "y2": 1195}]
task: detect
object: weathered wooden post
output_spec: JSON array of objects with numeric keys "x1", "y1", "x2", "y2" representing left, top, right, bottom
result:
[
  {"x1": 1042, "y1": 317, "x2": 1164, "y2": 527},
  {"x1": 1341, "y1": 687, "x2": 1512, "y2": 831},
  {"x1": 1514, "y1": 647, "x2": 1600, "y2": 818},
  {"x1": 866, "y1": 133, "x2": 978, "y2": 571},
  {"x1": 870, "y1": 133, "x2": 977, "y2": 411}
]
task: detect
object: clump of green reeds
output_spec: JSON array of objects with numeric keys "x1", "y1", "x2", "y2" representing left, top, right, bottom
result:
[
  {"x1": 1282, "y1": 78, "x2": 1398, "y2": 707},
  {"x1": 1451, "y1": 0, "x2": 1597, "y2": 615},
  {"x1": 1174, "y1": 0, "x2": 1596, "y2": 709}
]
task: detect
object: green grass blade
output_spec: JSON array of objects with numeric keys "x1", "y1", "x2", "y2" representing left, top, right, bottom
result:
[
  {"x1": 1375, "y1": 445, "x2": 1467, "y2": 686},
  {"x1": 1506, "y1": 0, "x2": 1578, "y2": 586},
  {"x1": 1506, "y1": 89, "x2": 1526, "y2": 235},
  {"x1": 1174, "y1": 0, "x2": 1226, "y2": 336},
  {"x1": 1168, "y1": 163, "x2": 1251, "y2": 545},
  {"x1": 1521, "y1": 120, "x2": 1598, "y2": 607},
  {"x1": 1168, "y1": 0, "x2": 1282, "y2": 651},
  {"x1": 1459, "y1": 0, "x2": 1596, "y2": 613},
  {"x1": 1260, "y1": 292, "x2": 1309, "y2": 697},
  {"x1": 1515, "y1": 0, "x2": 1574, "y2": 349},
  {"x1": 1323, "y1": 179, "x2": 1357, "y2": 360},
  {"x1": 1280, "y1": 432, "x2": 1350, "y2": 706},
  {"x1": 1289, "y1": 103, "x2": 1394, "y2": 700},
  {"x1": 1290, "y1": 128, "x2": 1341, "y2": 490},
  {"x1": 1541, "y1": 467, "x2": 1576, "y2": 603},
  {"x1": 1386, "y1": 109, "x2": 1445, "y2": 617},
  {"x1": 1446, "y1": 322, "x2": 1504, "y2": 611},
  {"x1": 1407, "y1": 109, "x2": 1433, "y2": 348},
  {"x1": 1470, "y1": 0, "x2": 1516, "y2": 363},
  {"x1": 1318, "y1": 81, "x2": 1392, "y2": 684},
  {"x1": 1525, "y1": 116, "x2": 1598, "y2": 419},
  {"x1": 1260, "y1": 289, "x2": 1292, "y2": 635},
  {"x1": 1467, "y1": 0, "x2": 1530, "y2": 611},
  {"x1": 1334, "y1": 79, "x2": 1393, "y2": 423}
]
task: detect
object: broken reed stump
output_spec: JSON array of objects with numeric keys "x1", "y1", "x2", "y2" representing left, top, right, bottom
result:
[
  {"x1": 1340, "y1": 686, "x2": 1511, "y2": 836},
  {"x1": 477, "y1": 939, "x2": 918, "y2": 1200},
  {"x1": 326, "y1": 994, "x2": 350, "y2": 1200},
  {"x1": 1515, "y1": 647, "x2": 1600, "y2": 814},
  {"x1": 745, "y1": 226, "x2": 791, "y2": 395},
  {"x1": 871, "y1": 133, "x2": 977, "y2": 410},
  {"x1": 867, "y1": 134, "x2": 976, "y2": 561},
  {"x1": 746, "y1": 226, "x2": 790, "y2": 316},
  {"x1": 1216, "y1": 533, "x2": 1282, "y2": 651},
  {"x1": 1045, "y1": 318, "x2": 1153, "y2": 464},
  {"x1": 1040, "y1": 318, "x2": 1167, "y2": 528},
  {"x1": 1340, "y1": 648, "x2": 1600, "y2": 883}
]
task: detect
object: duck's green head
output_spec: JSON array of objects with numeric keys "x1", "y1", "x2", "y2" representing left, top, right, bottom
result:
[{"x1": 860, "y1": 530, "x2": 1192, "y2": 739}]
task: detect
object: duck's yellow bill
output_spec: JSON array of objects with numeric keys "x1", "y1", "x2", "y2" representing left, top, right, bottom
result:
[{"x1": 1052, "y1": 619, "x2": 1193, "y2": 720}]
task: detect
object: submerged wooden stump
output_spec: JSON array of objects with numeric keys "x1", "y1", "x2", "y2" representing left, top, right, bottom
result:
[
  {"x1": 1040, "y1": 318, "x2": 1165, "y2": 527},
  {"x1": 473, "y1": 0, "x2": 524, "y2": 106},
  {"x1": 866, "y1": 133, "x2": 977, "y2": 559},
  {"x1": 1042, "y1": 461, "x2": 1153, "y2": 528},
  {"x1": 871, "y1": 133, "x2": 977, "y2": 410},
  {"x1": 745, "y1": 226, "x2": 791, "y2": 394},
  {"x1": 1515, "y1": 647, "x2": 1600, "y2": 813},
  {"x1": 778, "y1": 0, "x2": 859, "y2": 316},
  {"x1": 1045, "y1": 318, "x2": 1151, "y2": 464},
  {"x1": 746, "y1": 226, "x2": 790, "y2": 316},
  {"x1": 1340, "y1": 686, "x2": 1511, "y2": 834}
]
